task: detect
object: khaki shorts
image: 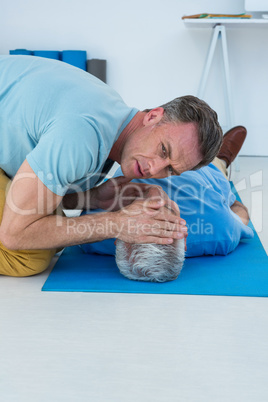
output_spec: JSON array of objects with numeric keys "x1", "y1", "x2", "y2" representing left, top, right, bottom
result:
[
  {"x1": 211, "y1": 157, "x2": 228, "y2": 180},
  {"x1": 0, "y1": 169, "x2": 58, "y2": 277}
]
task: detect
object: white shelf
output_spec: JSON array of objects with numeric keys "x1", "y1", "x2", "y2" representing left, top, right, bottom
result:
[{"x1": 183, "y1": 18, "x2": 268, "y2": 28}]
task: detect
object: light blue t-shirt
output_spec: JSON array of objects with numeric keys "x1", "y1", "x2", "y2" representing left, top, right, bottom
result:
[
  {"x1": 0, "y1": 55, "x2": 138, "y2": 195},
  {"x1": 80, "y1": 164, "x2": 254, "y2": 257}
]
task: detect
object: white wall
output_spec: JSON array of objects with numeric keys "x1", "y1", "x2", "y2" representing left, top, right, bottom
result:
[{"x1": 1, "y1": 0, "x2": 268, "y2": 155}]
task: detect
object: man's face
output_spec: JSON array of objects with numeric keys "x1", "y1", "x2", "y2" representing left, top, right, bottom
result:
[{"x1": 120, "y1": 110, "x2": 203, "y2": 179}]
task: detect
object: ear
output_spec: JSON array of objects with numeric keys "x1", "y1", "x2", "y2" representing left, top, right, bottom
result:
[{"x1": 143, "y1": 107, "x2": 164, "y2": 127}]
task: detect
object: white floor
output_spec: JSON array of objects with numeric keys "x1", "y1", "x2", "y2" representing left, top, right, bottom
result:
[{"x1": 0, "y1": 157, "x2": 267, "y2": 402}]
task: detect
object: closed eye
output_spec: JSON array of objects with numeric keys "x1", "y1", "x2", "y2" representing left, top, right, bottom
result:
[
  {"x1": 162, "y1": 143, "x2": 167, "y2": 157},
  {"x1": 162, "y1": 143, "x2": 175, "y2": 175},
  {"x1": 162, "y1": 142, "x2": 180, "y2": 176}
]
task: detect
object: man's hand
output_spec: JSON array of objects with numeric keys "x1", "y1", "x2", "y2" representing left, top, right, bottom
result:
[
  {"x1": 91, "y1": 177, "x2": 188, "y2": 245},
  {"x1": 111, "y1": 197, "x2": 187, "y2": 245},
  {"x1": 230, "y1": 200, "x2": 250, "y2": 225},
  {"x1": 142, "y1": 184, "x2": 181, "y2": 217},
  {"x1": 142, "y1": 186, "x2": 188, "y2": 250}
]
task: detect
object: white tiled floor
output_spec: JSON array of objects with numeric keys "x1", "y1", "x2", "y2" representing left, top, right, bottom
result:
[{"x1": 0, "y1": 157, "x2": 267, "y2": 402}]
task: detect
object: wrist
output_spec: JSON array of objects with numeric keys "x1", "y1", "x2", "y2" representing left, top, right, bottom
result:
[
  {"x1": 101, "y1": 211, "x2": 121, "y2": 240},
  {"x1": 85, "y1": 187, "x2": 99, "y2": 210},
  {"x1": 83, "y1": 211, "x2": 120, "y2": 241}
]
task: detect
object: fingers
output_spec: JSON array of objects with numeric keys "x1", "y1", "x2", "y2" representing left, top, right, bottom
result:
[
  {"x1": 126, "y1": 234, "x2": 186, "y2": 245},
  {"x1": 115, "y1": 183, "x2": 181, "y2": 220},
  {"x1": 141, "y1": 187, "x2": 181, "y2": 217},
  {"x1": 143, "y1": 197, "x2": 165, "y2": 209},
  {"x1": 131, "y1": 236, "x2": 176, "y2": 245},
  {"x1": 122, "y1": 198, "x2": 186, "y2": 227},
  {"x1": 125, "y1": 218, "x2": 188, "y2": 241},
  {"x1": 169, "y1": 199, "x2": 181, "y2": 216},
  {"x1": 153, "y1": 228, "x2": 186, "y2": 240},
  {"x1": 146, "y1": 223, "x2": 187, "y2": 239},
  {"x1": 150, "y1": 209, "x2": 183, "y2": 225},
  {"x1": 116, "y1": 193, "x2": 188, "y2": 245},
  {"x1": 116, "y1": 212, "x2": 188, "y2": 245},
  {"x1": 121, "y1": 198, "x2": 165, "y2": 216},
  {"x1": 143, "y1": 185, "x2": 163, "y2": 198},
  {"x1": 184, "y1": 236, "x2": 187, "y2": 251}
]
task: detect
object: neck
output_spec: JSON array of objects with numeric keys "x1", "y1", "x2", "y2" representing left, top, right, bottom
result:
[{"x1": 109, "y1": 111, "x2": 146, "y2": 162}]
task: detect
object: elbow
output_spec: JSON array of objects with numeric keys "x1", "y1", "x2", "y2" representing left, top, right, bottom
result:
[{"x1": 0, "y1": 229, "x2": 21, "y2": 250}]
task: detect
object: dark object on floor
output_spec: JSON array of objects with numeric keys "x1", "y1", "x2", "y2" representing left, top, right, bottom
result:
[{"x1": 218, "y1": 126, "x2": 247, "y2": 167}]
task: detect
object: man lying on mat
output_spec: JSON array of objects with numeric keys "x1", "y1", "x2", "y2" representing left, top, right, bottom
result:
[{"x1": 80, "y1": 127, "x2": 254, "y2": 282}]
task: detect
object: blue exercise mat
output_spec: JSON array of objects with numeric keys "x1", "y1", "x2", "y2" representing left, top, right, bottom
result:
[
  {"x1": 42, "y1": 223, "x2": 268, "y2": 297},
  {"x1": 42, "y1": 187, "x2": 268, "y2": 297}
]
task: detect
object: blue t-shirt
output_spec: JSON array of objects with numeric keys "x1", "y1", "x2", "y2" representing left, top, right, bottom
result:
[
  {"x1": 80, "y1": 164, "x2": 254, "y2": 257},
  {"x1": 0, "y1": 55, "x2": 138, "y2": 195}
]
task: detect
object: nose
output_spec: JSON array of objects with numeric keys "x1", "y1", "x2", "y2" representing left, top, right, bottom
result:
[{"x1": 148, "y1": 158, "x2": 169, "y2": 177}]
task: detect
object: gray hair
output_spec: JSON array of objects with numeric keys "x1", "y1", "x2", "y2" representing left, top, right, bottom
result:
[
  {"x1": 115, "y1": 239, "x2": 185, "y2": 282},
  {"x1": 145, "y1": 95, "x2": 223, "y2": 170}
]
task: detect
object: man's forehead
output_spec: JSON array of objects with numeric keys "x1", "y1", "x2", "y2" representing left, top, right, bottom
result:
[
  {"x1": 166, "y1": 123, "x2": 202, "y2": 172},
  {"x1": 172, "y1": 148, "x2": 201, "y2": 173}
]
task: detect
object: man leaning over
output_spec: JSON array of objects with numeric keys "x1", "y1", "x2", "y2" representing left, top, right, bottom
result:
[{"x1": 0, "y1": 55, "x2": 222, "y2": 276}]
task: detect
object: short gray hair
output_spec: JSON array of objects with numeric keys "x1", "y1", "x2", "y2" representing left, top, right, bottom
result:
[
  {"x1": 145, "y1": 95, "x2": 223, "y2": 170},
  {"x1": 115, "y1": 239, "x2": 185, "y2": 282}
]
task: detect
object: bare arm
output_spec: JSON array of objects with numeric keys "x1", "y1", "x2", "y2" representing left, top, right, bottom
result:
[
  {"x1": 0, "y1": 160, "x2": 186, "y2": 250},
  {"x1": 230, "y1": 200, "x2": 250, "y2": 226}
]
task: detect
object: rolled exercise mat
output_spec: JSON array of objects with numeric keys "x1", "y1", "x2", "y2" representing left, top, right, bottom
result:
[
  {"x1": 87, "y1": 59, "x2": 107, "y2": 83},
  {"x1": 9, "y1": 49, "x2": 33, "y2": 55},
  {"x1": 33, "y1": 50, "x2": 60, "y2": 60},
  {"x1": 62, "y1": 50, "x2": 87, "y2": 70}
]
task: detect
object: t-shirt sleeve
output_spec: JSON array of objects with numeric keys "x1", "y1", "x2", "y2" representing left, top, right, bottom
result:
[
  {"x1": 228, "y1": 190, "x2": 236, "y2": 207},
  {"x1": 26, "y1": 115, "x2": 99, "y2": 196}
]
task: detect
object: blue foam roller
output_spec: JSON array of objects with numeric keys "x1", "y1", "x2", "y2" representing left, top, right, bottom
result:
[
  {"x1": 9, "y1": 49, "x2": 33, "y2": 55},
  {"x1": 33, "y1": 50, "x2": 60, "y2": 60},
  {"x1": 61, "y1": 50, "x2": 87, "y2": 70}
]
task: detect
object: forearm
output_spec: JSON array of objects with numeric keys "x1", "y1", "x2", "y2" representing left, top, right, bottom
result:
[
  {"x1": 230, "y1": 201, "x2": 250, "y2": 226},
  {"x1": 61, "y1": 188, "x2": 99, "y2": 210},
  {"x1": 1, "y1": 212, "x2": 116, "y2": 250}
]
